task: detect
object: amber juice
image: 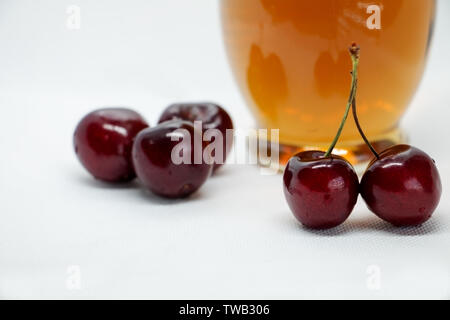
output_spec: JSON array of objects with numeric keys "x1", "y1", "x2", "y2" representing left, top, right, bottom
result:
[{"x1": 222, "y1": 0, "x2": 436, "y2": 165}]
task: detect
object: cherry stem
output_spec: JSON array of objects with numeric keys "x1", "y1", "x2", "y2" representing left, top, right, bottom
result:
[
  {"x1": 324, "y1": 43, "x2": 360, "y2": 158},
  {"x1": 351, "y1": 95, "x2": 380, "y2": 160}
]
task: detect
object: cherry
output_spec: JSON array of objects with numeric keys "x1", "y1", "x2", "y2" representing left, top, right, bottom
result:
[
  {"x1": 360, "y1": 146, "x2": 441, "y2": 226},
  {"x1": 283, "y1": 151, "x2": 359, "y2": 229},
  {"x1": 347, "y1": 55, "x2": 442, "y2": 227},
  {"x1": 74, "y1": 108, "x2": 149, "y2": 182},
  {"x1": 158, "y1": 103, "x2": 233, "y2": 171},
  {"x1": 283, "y1": 44, "x2": 360, "y2": 230},
  {"x1": 132, "y1": 120, "x2": 213, "y2": 198}
]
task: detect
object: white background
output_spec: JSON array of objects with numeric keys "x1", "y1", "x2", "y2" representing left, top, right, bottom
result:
[{"x1": 0, "y1": 0, "x2": 449, "y2": 299}]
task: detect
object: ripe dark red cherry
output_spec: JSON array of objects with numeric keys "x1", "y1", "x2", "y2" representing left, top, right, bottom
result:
[
  {"x1": 360, "y1": 145, "x2": 442, "y2": 226},
  {"x1": 158, "y1": 103, "x2": 233, "y2": 170},
  {"x1": 283, "y1": 151, "x2": 359, "y2": 230},
  {"x1": 132, "y1": 120, "x2": 213, "y2": 198},
  {"x1": 74, "y1": 108, "x2": 149, "y2": 182}
]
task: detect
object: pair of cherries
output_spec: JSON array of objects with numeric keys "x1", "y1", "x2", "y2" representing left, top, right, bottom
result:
[
  {"x1": 74, "y1": 103, "x2": 233, "y2": 198},
  {"x1": 283, "y1": 44, "x2": 442, "y2": 230}
]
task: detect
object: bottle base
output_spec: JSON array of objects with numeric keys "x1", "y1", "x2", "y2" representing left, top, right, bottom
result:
[{"x1": 260, "y1": 128, "x2": 407, "y2": 175}]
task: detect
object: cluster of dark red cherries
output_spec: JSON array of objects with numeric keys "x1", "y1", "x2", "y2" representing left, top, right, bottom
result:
[
  {"x1": 74, "y1": 103, "x2": 233, "y2": 198},
  {"x1": 74, "y1": 44, "x2": 442, "y2": 231},
  {"x1": 283, "y1": 44, "x2": 442, "y2": 230}
]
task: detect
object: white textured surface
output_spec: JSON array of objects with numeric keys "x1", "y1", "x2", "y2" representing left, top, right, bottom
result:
[{"x1": 0, "y1": 0, "x2": 449, "y2": 299}]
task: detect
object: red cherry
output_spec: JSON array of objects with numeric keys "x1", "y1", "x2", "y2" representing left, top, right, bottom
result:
[
  {"x1": 132, "y1": 120, "x2": 213, "y2": 198},
  {"x1": 360, "y1": 145, "x2": 442, "y2": 226},
  {"x1": 74, "y1": 108, "x2": 149, "y2": 182},
  {"x1": 158, "y1": 103, "x2": 233, "y2": 171},
  {"x1": 283, "y1": 151, "x2": 359, "y2": 230}
]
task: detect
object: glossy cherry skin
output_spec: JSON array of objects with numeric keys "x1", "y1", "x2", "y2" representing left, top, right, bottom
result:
[
  {"x1": 74, "y1": 108, "x2": 149, "y2": 182},
  {"x1": 360, "y1": 145, "x2": 442, "y2": 226},
  {"x1": 283, "y1": 151, "x2": 359, "y2": 230},
  {"x1": 158, "y1": 103, "x2": 233, "y2": 171},
  {"x1": 132, "y1": 120, "x2": 213, "y2": 198}
]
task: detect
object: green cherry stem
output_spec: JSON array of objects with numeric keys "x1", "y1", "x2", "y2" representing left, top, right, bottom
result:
[
  {"x1": 324, "y1": 43, "x2": 360, "y2": 158},
  {"x1": 351, "y1": 96, "x2": 380, "y2": 160}
]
